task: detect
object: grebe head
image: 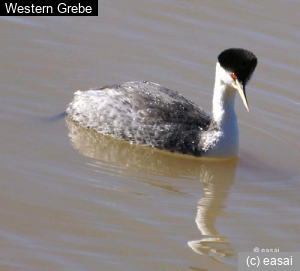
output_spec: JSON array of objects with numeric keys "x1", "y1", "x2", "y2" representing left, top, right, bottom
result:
[{"x1": 217, "y1": 48, "x2": 257, "y2": 111}]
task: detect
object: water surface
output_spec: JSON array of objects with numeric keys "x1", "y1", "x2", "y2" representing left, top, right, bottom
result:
[{"x1": 0, "y1": 1, "x2": 300, "y2": 270}]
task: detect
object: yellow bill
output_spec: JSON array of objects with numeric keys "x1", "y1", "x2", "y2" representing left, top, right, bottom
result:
[{"x1": 235, "y1": 81, "x2": 249, "y2": 112}]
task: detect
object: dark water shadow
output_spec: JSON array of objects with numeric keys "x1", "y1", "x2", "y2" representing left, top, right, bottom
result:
[{"x1": 39, "y1": 112, "x2": 67, "y2": 123}]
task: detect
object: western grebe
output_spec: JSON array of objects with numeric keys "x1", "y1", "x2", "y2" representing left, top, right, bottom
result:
[{"x1": 66, "y1": 48, "x2": 257, "y2": 158}]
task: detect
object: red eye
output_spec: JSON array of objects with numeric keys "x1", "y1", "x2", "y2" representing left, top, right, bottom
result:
[{"x1": 231, "y1": 73, "x2": 237, "y2": 80}]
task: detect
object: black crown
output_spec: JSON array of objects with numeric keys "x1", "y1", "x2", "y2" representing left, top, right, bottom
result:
[{"x1": 218, "y1": 48, "x2": 258, "y2": 85}]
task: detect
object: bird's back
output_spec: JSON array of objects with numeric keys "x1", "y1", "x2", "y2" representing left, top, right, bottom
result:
[{"x1": 66, "y1": 81, "x2": 211, "y2": 155}]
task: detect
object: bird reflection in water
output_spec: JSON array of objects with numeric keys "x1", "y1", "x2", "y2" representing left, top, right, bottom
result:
[
  {"x1": 66, "y1": 118, "x2": 238, "y2": 263},
  {"x1": 188, "y1": 160, "x2": 236, "y2": 262}
]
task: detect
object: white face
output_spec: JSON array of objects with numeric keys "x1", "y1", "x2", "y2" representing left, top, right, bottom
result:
[
  {"x1": 216, "y1": 62, "x2": 249, "y2": 111},
  {"x1": 216, "y1": 62, "x2": 239, "y2": 90}
]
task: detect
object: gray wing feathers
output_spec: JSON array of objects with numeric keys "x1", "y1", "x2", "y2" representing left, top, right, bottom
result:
[{"x1": 66, "y1": 81, "x2": 211, "y2": 155}]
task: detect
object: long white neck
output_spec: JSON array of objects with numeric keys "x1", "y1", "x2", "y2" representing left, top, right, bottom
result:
[
  {"x1": 203, "y1": 63, "x2": 239, "y2": 158},
  {"x1": 212, "y1": 63, "x2": 237, "y2": 127}
]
